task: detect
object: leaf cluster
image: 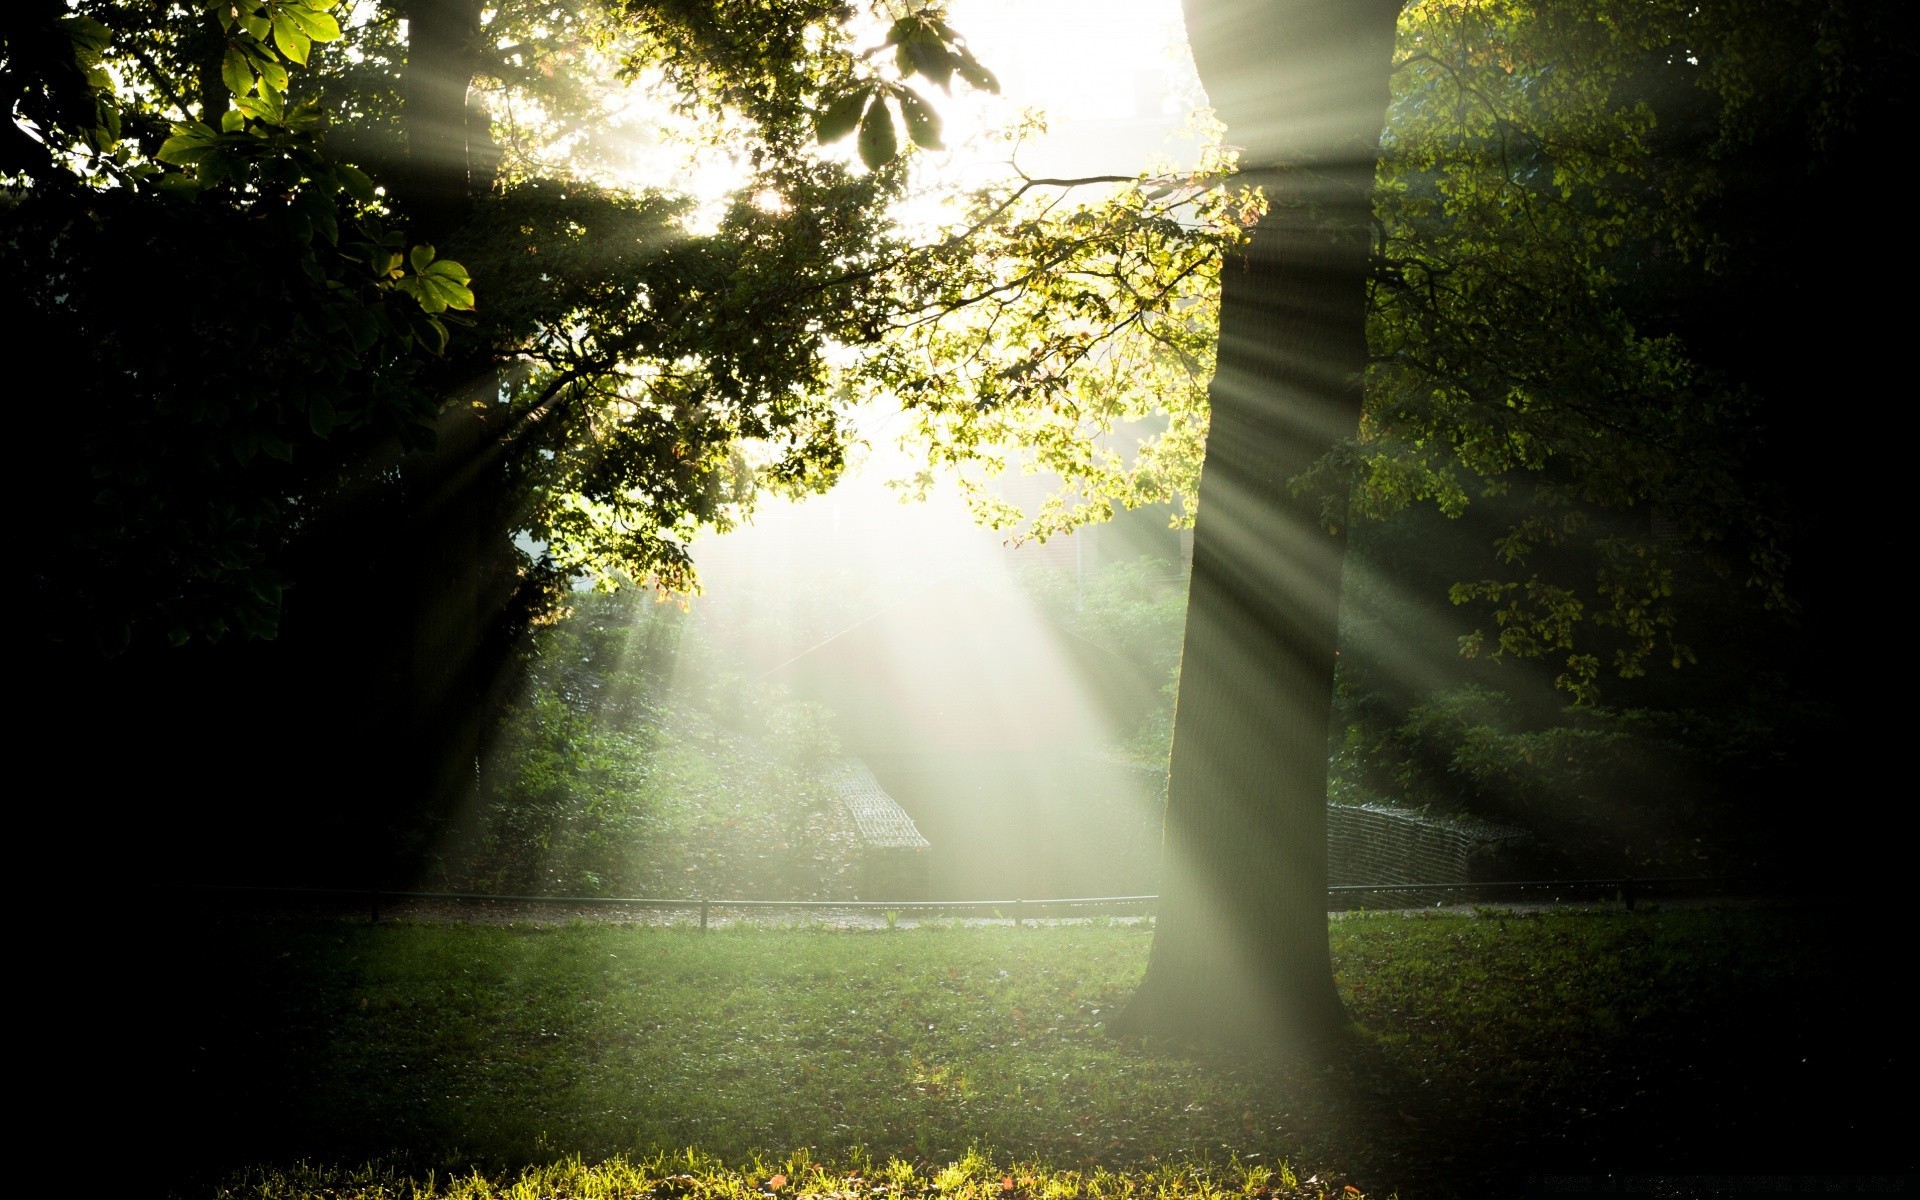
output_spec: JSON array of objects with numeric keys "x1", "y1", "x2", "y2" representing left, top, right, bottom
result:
[
  {"x1": 6, "y1": 0, "x2": 482, "y2": 648},
  {"x1": 863, "y1": 133, "x2": 1249, "y2": 543},
  {"x1": 814, "y1": 10, "x2": 999, "y2": 168},
  {"x1": 1345, "y1": 0, "x2": 1824, "y2": 699}
]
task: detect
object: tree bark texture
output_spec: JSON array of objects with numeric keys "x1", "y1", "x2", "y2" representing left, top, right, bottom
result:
[
  {"x1": 398, "y1": 0, "x2": 497, "y2": 242},
  {"x1": 1113, "y1": 0, "x2": 1403, "y2": 1051},
  {"x1": 376, "y1": 2, "x2": 519, "y2": 873}
]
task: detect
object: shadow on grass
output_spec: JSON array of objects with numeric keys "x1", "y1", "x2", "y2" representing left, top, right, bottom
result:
[{"x1": 117, "y1": 906, "x2": 1911, "y2": 1199}]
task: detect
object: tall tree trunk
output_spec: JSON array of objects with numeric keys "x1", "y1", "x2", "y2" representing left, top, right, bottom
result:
[
  {"x1": 1112, "y1": 0, "x2": 1403, "y2": 1052},
  {"x1": 317, "y1": 0, "x2": 516, "y2": 883},
  {"x1": 397, "y1": 0, "x2": 496, "y2": 243}
]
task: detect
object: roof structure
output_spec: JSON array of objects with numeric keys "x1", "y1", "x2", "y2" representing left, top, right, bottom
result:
[{"x1": 832, "y1": 758, "x2": 930, "y2": 850}]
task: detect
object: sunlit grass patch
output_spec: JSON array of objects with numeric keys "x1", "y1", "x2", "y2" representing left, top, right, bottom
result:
[{"x1": 210, "y1": 1148, "x2": 1373, "y2": 1200}]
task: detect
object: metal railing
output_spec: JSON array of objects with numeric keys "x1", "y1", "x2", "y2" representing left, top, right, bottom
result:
[{"x1": 172, "y1": 875, "x2": 1758, "y2": 925}]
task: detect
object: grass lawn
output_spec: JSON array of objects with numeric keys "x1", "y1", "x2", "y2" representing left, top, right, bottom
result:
[{"x1": 124, "y1": 904, "x2": 1908, "y2": 1198}]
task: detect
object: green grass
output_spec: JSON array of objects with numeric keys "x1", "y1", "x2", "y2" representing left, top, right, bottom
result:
[
  {"x1": 137, "y1": 906, "x2": 1907, "y2": 1198},
  {"x1": 210, "y1": 1149, "x2": 1352, "y2": 1200}
]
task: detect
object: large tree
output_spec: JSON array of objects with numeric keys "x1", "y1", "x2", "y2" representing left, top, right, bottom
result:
[
  {"x1": 1112, "y1": 0, "x2": 1902, "y2": 1049},
  {"x1": 1109, "y1": 0, "x2": 1404, "y2": 1049}
]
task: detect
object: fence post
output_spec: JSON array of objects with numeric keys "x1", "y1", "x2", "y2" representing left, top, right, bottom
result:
[
  {"x1": 699, "y1": 899, "x2": 709, "y2": 932},
  {"x1": 370, "y1": 891, "x2": 381, "y2": 924},
  {"x1": 1014, "y1": 898, "x2": 1023, "y2": 928}
]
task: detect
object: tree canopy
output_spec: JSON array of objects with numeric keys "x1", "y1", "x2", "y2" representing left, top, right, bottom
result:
[
  {"x1": 9, "y1": 0, "x2": 1892, "y2": 905},
  {"x1": 6, "y1": 0, "x2": 1250, "y2": 881},
  {"x1": 6, "y1": 0, "x2": 1244, "y2": 652}
]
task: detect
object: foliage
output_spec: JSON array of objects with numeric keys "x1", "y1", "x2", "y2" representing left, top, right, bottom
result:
[
  {"x1": 840, "y1": 0, "x2": 1878, "y2": 707},
  {"x1": 1325, "y1": 485, "x2": 1836, "y2": 871},
  {"x1": 816, "y1": 11, "x2": 1000, "y2": 166},
  {"x1": 443, "y1": 593, "x2": 857, "y2": 898},
  {"x1": 1335, "y1": 0, "x2": 1818, "y2": 702},
  {"x1": 880, "y1": 121, "x2": 1246, "y2": 544},
  {"x1": 1330, "y1": 685, "x2": 1685, "y2": 865},
  {"x1": 5, "y1": 0, "x2": 474, "y2": 647},
  {"x1": 12, "y1": 0, "x2": 1880, "y2": 689},
  {"x1": 10, "y1": 0, "x2": 1246, "y2": 653},
  {"x1": 147, "y1": 907, "x2": 1896, "y2": 1197},
  {"x1": 1023, "y1": 558, "x2": 1187, "y2": 685},
  {"x1": 11, "y1": 0, "x2": 1261, "y2": 875},
  {"x1": 1019, "y1": 557, "x2": 1188, "y2": 763}
]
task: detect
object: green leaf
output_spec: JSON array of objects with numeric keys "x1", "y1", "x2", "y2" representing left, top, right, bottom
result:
[
  {"x1": 156, "y1": 123, "x2": 218, "y2": 165},
  {"x1": 952, "y1": 46, "x2": 999, "y2": 94},
  {"x1": 815, "y1": 87, "x2": 868, "y2": 144},
  {"x1": 857, "y1": 97, "x2": 897, "y2": 170},
  {"x1": 286, "y1": 3, "x2": 341, "y2": 41},
  {"x1": 271, "y1": 9, "x2": 311, "y2": 66},
  {"x1": 904, "y1": 37, "x2": 954, "y2": 91},
  {"x1": 222, "y1": 47, "x2": 254, "y2": 97},
  {"x1": 395, "y1": 256, "x2": 471, "y2": 315},
  {"x1": 299, "y1": 189, "x2": 339, "y2": 244},
  {"x1": 221, "y1": 108, "x2": 246, "y2": 132},
  {"x1": 155, "y1": 173, "x2": 208, "y2": 197},
  {"x1": 897, "y1": 89, "x2": 944, "y2": 150},
  {"x1": 423, "y1": 273, "x2": 476, "y2": 312},
  {"x1": 235, "y1": 94, "x2": 280, "y2": 123},
  {"x1": 344, "y1": 306, "x2": 378, "y2": 352},
  {"x1": 256, "y1": 55, "x2": 290, "y2": 93},
  {"x1": 336, "y1": 163, "x2": 375, "y2": 202},
  {"x1": 285, "y1": 98, "x2": 324, "y2": 131},
  {"x1": 62, "y1": 15, "x2": 111, "y2": 57},
  {"x1": 422, "y1": 315, "x2": 450, "y2": 354}
]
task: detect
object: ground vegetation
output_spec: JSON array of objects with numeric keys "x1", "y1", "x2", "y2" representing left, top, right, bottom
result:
[
  {"x1": 136, "y1": 905, "x2": 1906, "y2": 1199},
  {"x1": 441, "y1": 592, "x2": 858, "y2": 899}
]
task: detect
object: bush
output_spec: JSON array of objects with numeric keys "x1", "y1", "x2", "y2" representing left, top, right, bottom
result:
[{"x1": 438, "y1": 594, "x2": 858, "y2": 899}]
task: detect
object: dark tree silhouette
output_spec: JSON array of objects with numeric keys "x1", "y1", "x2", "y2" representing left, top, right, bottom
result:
[{"x1": 1112, "y1": 0, "x2": 1404, "y2": 1050}]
